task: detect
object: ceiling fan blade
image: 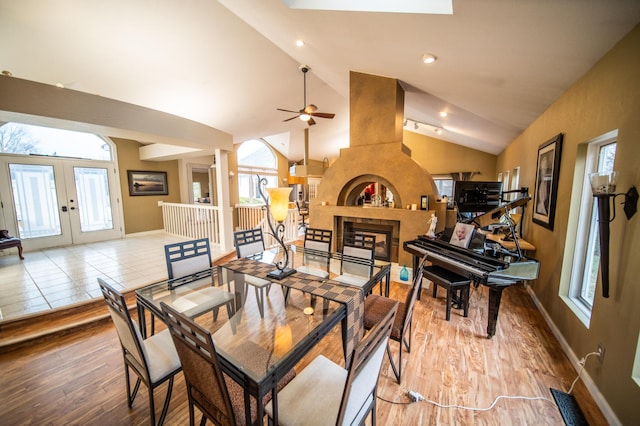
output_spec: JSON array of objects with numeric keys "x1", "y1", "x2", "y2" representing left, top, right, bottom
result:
[
  {"x1": 283, "y1": 115, "x2": 300, "y2": 122},
  {"x1": 277, "y1": 108, "x2": 300, "y2": 114},
  {"x1": 308, "y1": 117, "x2": 316, "y2": 126},
  {"x1": 310, "y1": 112, "x2": 335, "y2": 119}
]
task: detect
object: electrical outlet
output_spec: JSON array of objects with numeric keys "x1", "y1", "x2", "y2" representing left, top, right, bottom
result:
[{"x1": 597, "y1": 343, "x2": 605, "y2": 364}]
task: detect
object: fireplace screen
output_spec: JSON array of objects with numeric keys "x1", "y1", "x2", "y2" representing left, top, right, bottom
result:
[{"x1": 343, "y1": 222, "x2": 393, "y2": 261}]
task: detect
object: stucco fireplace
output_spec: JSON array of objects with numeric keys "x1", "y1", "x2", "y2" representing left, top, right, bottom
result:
[{"x1": 307, "y1": 71, "x2": 446, "y2": 267}]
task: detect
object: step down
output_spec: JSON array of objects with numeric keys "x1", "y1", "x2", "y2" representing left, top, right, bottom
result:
[{"x1": 550, "y1": 388, "x2": 588, "y2": 426}]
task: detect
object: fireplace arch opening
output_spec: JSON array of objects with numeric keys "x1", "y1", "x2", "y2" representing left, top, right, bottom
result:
[{"x1": 337, "y1": 174, "x2": 402, "y2": 207}]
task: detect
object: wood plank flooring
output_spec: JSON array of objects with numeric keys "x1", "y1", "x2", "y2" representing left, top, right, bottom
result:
[{"x1": 0, "y1": 278, "x2": 607, "y2": 425}]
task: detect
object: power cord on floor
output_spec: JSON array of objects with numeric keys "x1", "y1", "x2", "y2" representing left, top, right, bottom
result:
[
  {"x1": 566, "y1": 351, "x2": 599, "y2": 394},
  {"x1": 377, "y1": 350, "x2": 601, "y2": 410}
]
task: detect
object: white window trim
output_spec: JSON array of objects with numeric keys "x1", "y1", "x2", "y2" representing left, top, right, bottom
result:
[{"x1": 559, "y1": 130, "x2": 617, "y2": 327}]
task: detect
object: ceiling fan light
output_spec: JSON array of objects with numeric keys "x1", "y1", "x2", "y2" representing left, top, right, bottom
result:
[
  {"x1": 300, "y1": 113, "x2": 311, "y2": 121},
  {"x1": 422, "y1": 53, "x2": 437, "y2": 64}
]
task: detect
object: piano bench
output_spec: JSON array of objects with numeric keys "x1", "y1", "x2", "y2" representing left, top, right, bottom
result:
[{"x1": 423, "y1": 265, "x2": 471, "y2": 321}]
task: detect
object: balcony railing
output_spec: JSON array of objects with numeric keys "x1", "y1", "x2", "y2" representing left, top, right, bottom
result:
[
  {"x1": 161, "y1": 203, "x2": 301, "y2": 250},
  {"x1": 236, "y1": 204, "x2": 300, "y2": 247},
  {"x1": 162, "y1": 202, "x2": 221, "y2": 244}
]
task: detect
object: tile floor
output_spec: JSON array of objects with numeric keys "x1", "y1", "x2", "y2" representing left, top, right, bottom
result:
[{"x1": 0, "y1": 232, "x2": 229, "y2": 321}]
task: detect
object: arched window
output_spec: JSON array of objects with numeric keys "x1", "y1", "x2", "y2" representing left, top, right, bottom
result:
[
  {"x1": 237, "y1": 139, "x2": 278, "y2": 204},
  {"x1": 0, "y1": 122, "x2": 112, "y2": 160}
]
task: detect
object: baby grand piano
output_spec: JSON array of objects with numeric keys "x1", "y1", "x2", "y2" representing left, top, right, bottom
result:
[{"x1": 404, "y1": 196, "x2": 540, "y2": 338}]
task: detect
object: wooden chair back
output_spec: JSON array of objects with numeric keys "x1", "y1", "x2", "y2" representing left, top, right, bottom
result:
[
  {"x1": 337, "y1": 300, "x2": 398, "y2": 425},
  {"x1": 161, "y1": 302, "x2": 237, "y2": 426}
]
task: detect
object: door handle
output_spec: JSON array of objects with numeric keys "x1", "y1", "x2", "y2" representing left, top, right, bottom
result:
[
  {"x1": 70, "y1": 207, "x2": 76, "y2": 210},
  {"x1": 61, "y1": 206, "x2": 68, "y2": 212}
]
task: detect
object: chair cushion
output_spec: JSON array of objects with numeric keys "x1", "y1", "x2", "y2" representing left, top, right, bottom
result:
[
  {"x1": 237, "y1": 241, "x2": 265, "y2": 258},
  {"x1": 143, "y1": 329, "x2": 182, "y2": 383},
  {"x1": 363, "y1": 295, "x2": 405, "y2": 339},
  {"x1": 245, "y1": 275, "x2": 271, "y2": 288},
  {"x1": 264, "y1": 355, "x2": 346, "y2": 425},
  {"x1": 333, "y1": 273, "x2": 368, "y2": 287},
  {"x1": 296, "y1": 265, "x2": 330, "y2": 279},
  {"x1": 172, "y1": 287, "x2": 235, "y2": 318},
  {"x1": 170, "y1": 254, "x2": 211, "y2": 278}
]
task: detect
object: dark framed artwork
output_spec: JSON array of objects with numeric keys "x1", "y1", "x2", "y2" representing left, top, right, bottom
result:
[
  {"x1": 532, "y1": 133, "x2": 563, "y2": 230},
  {"x1": 420, "y1": 195, "x2": 429, "y2": 210},
  {"x1": 127, "y1": 170, "x2": 168, "y2": 196}
]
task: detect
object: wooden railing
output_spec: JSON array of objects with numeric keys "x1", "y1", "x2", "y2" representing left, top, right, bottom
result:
[
  {"x1": 161, "y1": 202, "x2": 221, "y2": 245},
  {"x1": 236, "y1": 204, "x2": 300, "y2": 247}
]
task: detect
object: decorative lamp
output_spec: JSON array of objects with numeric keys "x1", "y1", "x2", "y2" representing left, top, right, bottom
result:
[
  {"x1": 257, "y1": 175, "x2": 296, "y2": 279},
  {"x1": 589, "y1": 171, "x2": 638, "y2": 298}
]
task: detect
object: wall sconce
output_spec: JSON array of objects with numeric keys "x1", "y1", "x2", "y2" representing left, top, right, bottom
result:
[
  {"x1": 589, "y1": 171, "x2": 638, "y2": 298},
  {"x1": 257, "y1": 175, "x2": 296, "y2": 279}
]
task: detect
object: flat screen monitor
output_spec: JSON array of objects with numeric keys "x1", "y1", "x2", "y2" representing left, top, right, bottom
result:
[{"x1": 453, "y1": 181, "x2": 503, "y2": 212}]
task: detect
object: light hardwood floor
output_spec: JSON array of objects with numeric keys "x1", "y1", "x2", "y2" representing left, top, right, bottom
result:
[{"x1": 0, "y1": 272, "x2": 606, "y2": 425}]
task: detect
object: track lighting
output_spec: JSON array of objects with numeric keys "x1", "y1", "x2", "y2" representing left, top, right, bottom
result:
[{"x1": 406, "y1": 119, "x2": 443, "y2": 135}]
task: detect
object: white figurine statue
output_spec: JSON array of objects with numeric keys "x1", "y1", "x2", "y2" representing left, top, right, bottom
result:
[{"x1": 426, "y1": 213, "x2": 437, "y2": 238}]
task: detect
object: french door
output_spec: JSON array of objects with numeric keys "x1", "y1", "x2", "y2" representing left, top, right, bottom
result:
[{"x1": 0, "y1": 155, "x2": 123, "y2": 251}]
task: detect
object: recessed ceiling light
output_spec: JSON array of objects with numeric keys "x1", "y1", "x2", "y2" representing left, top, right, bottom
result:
[
  {"x1": 296, "y1": 39, "x2": 305, "y2": 47},
  {"x1": 439, "y1": 111, "x2": 447, "y2": 117},
  {"x1": 422, "y1": 53, "x2": 437, "y2": 64}
]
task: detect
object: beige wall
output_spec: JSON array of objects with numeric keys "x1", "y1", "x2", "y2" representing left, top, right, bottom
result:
[
  {"x1": 403, "y1": 131, "x2": 497, "y2": 179},
  {"x1": 113, "y1": 138, "x2": 181, "y2": 234},
  {"x1": 497, "y1": 24, "x2": 640, "y2": 425}
]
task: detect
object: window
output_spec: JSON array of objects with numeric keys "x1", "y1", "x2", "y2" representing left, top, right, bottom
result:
[
  {"x1": 433, "y1": 176, "x2": 453, "y2": 199},
  {"x1": 567, "y1": 134, "x2": 617, "y2": 317},
  {"x1": 237, "y1": 139, "x2": 278, "y2": 204},
  {"x1": 193, "y1": 182, "x2": 202, "y2": 200},
  {"x1": 0, "y1": 122, "x2": 112, "y2": 160}
]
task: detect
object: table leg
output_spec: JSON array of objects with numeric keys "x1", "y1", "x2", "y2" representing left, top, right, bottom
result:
[{"x1": 137, "y1": 304, "x2": 147, "y2": 338}]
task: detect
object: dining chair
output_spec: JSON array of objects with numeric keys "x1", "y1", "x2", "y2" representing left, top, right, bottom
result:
[
  {"x1": 333, "y1": 232, "x2": 376, "y2": 288},
  {"x1": 362, "y1": 254, "x2": 428, "y2": 384},
  {"x1": 99, "y1": 278, "x2": 182, "y2": 425},
  {"x1": 291, "y1": 227, "x2": 332, "y2": 306},
  {"x1": 295, "y1": 199, "x2": 309, "y2": 229},
  {"x1": 165, "y1": 238, "x2": 212, "y2": 279},
  {"x1": 264, "y1": 298, "x2": 398, "y2": 425},
  {"x1": 296, "y1": 227, "x2": 332, "y2": 279},
  {"x1": 160, "y1": 301, "x2": 296, "y2": 426},
  {"x1": 233, "y1": 228, "x2": 273, "y2": 317},
  {"x1": 161, "y1": 238, "x2": 235, "y2": 327}
]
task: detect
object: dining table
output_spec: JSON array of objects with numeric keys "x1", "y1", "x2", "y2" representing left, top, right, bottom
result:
[{"x1": 134, "y1": 245, "x2": 391, "y2": 425}]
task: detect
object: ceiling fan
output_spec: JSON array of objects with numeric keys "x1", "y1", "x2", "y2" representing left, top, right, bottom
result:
[{"x1": 278, "y1": 66, "x2": 335, "y2": 126}]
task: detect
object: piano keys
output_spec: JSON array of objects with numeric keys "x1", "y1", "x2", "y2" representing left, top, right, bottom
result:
[{"x1": 404, "y1": 234, "x2": 540, "y2": 338}]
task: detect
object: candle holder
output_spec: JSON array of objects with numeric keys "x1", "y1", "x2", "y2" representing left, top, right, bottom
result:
[
  {"x1": 257, "y1": 175, "x2": 296, "y2": 280},
  {"x1": 589, "y1": 171, "x2": 638, "y2": 298}
]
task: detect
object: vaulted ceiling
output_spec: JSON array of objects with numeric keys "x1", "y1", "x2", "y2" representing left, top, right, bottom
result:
[{"x1": 1, "y1": 0, "x2": 639, "y2": 161}]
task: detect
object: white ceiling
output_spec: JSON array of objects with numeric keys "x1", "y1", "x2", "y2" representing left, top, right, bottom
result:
[{"x1": 1, "y1": 0, "x2": 639, "y2": 161}]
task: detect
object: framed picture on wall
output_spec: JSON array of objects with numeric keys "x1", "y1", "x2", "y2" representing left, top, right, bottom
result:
[
  {"x1": 127, "y1": 170, "x2": 168, "y2": 196},
  {"x1": 420, "y1": 195, "x2": 429, "y2": 210},
  {"x1": 532, "y1": 133, "x2": 563, "y2": 230}
]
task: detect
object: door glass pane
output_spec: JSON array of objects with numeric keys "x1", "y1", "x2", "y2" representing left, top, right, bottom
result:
[
  {"x1": 9, "y1": 164, "x2": 62, "y2": 238},
  {"x1": 74, "y1": 167, "x2": 113, "y2": 232}
]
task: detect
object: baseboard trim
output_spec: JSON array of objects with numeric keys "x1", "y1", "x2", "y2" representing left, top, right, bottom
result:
[{"x1": 525, "y1": 285, "x2": 620, "y2": 425}]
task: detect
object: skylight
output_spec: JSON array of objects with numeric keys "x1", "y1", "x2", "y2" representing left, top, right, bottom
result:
[{"x1": 282, "y1": 0, "x2": 453, "y2": 15}]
